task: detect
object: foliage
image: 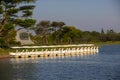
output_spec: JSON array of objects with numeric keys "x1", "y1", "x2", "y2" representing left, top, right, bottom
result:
[
  {"x1": 51, "y1": 21, "x2": 65, "y2": 29},
  {"x1": 34, "y1": 22, "x2": 120, "y2": 45},
  {"x1": 0, "y1": 0, "x2": 36, "y2": 48},
  {"x1": 35, "y1": 20, "x2": 66, "y2": 35},
  {"x1": 0, "y1": 22, "x2": 17, "y2": 47},
  {"x1": 14, "y1": 19, "x2": 36, "y2": 28}
]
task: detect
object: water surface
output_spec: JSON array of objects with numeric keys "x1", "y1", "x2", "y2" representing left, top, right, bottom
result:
[{"x1": 0, "y1": 45, "x2": 120, "y2": 80}]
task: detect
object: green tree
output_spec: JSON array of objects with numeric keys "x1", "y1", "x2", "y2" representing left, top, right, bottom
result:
[
  {"x1": 35, "y1": 20, "x2": 51, "y2": 44},
  {"x1": 101, "y1": 28, "x2": 105, "y2": 34},
  {"x1": 106, "y1": 28, "x2": 116, "y2": 41},
  {"x1": 14, "y1": 19, "x2": 36, "y2": 28},
  {"x1": 0, "y1": 23, "x2": 16, "y2": 47},
  {"x1": 0, "y1": 0, "x2": 36, "y2": 47},
  {"x1": 81, "y1": 31, "x2": 92, "y2": 43},
  {"x1": 100, "y1": 28, "x2": 107, "y2": 42},
  {"x1": 90, "y1": 31, "x2": 100, "y2": 42},
  {"x1": 36, "y1": 20, "x2": 50, "y2": 35},
  {"x1": 50, "y1": 26, "x2": 82, "y2": 44},
  {"x1": 51, "y1": 21, "x2": 65, "y2": 31}
]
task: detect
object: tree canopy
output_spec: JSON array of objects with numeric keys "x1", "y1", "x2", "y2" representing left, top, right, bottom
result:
[
  {"x1": 33, "y1": 21, "x2": 120, "y2": 45},
  {"x1": 0, "y1": 0, "x2": 36, "y2": 47}
]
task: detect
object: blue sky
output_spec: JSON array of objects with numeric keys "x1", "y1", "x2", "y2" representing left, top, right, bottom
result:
[{"x1": 33, "y1": 0, "x2": 120, "y2": 32}]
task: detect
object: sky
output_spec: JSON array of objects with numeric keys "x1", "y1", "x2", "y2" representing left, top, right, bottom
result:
[{"x1": 33, "y1": 0, "x2": 120, "y2": 32}]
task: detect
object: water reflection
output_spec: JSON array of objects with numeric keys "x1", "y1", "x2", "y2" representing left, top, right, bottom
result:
[{"x1": 10, "y1": 51, "x2": 98, "y2": 63}]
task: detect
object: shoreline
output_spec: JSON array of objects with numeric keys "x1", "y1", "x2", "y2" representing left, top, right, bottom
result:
[
  {"x1": 0, "y1": 55, "x2": 10, "y2": 60},
  {"x1": 0, "y1": 42, "x2": 120, "y2": 60}
]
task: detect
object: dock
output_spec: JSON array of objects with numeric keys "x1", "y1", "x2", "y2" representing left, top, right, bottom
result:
[{"x1": 9, "y1": 44, "x2": 99, "y2": 58}]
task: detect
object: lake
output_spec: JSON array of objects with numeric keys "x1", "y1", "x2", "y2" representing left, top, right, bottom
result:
[{"x1": 0, "y1": 45, "x2": 120, "y2": 80}]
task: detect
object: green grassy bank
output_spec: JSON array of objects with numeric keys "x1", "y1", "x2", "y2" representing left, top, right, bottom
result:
[
  {"x1": 0, "y1": 48, "x2": 10, "y2": 59},
  {"x1": 0, "y1": 48, "x2": 9, "y2": 55},
  {"x1": 95, "y1": 41, "x2": 120, "y2": 46}
]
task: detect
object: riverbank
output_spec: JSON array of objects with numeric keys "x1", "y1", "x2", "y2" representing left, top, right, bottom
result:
[
  {"x1": 95, "y1": 41, "x2": 120, "y2": 46},
  {"x1": 0, "y1": 48, "x2": 9, "y2": 55},
  {"x1": 0, "y1": 55, "x2": 10, "y2": 60},
  {"x1": 0, "y1": 49, "x2": 10, "y2": 60},
  {"x1": 0, "y1": 42, "x2": 120, "y2": 59}
]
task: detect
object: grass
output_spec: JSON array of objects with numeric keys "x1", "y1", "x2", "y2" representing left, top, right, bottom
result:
[
  {"x1": 0, "y1": 48, "x2": 10, "y2": 55},
  {"x1": 95, "y1": 41, "x2": 120, "y2": 47}
]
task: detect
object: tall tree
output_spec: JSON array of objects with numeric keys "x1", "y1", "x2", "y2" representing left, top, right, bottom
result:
[
  {"x1": 0, "y1": 0, "x2": 36, "y2": 46},
  {"x1": 50, "y1": 26, "x2": 82, "y2": 44},
  {"x1": 36, "y1": 20, "x2": 50, "y2": 35},
  {"x1": 101, "y1": 28, "x2": 104, "y2": 34}
]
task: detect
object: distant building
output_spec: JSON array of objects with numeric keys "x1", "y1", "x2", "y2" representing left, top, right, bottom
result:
[{"x1": 16, "y1": 28, "x2": 34, "y2": 45}]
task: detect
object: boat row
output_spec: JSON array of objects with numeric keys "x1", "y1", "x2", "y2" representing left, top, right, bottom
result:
[{"x1": 9, "y1": 46, "x2": 99, "y2": 58}]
